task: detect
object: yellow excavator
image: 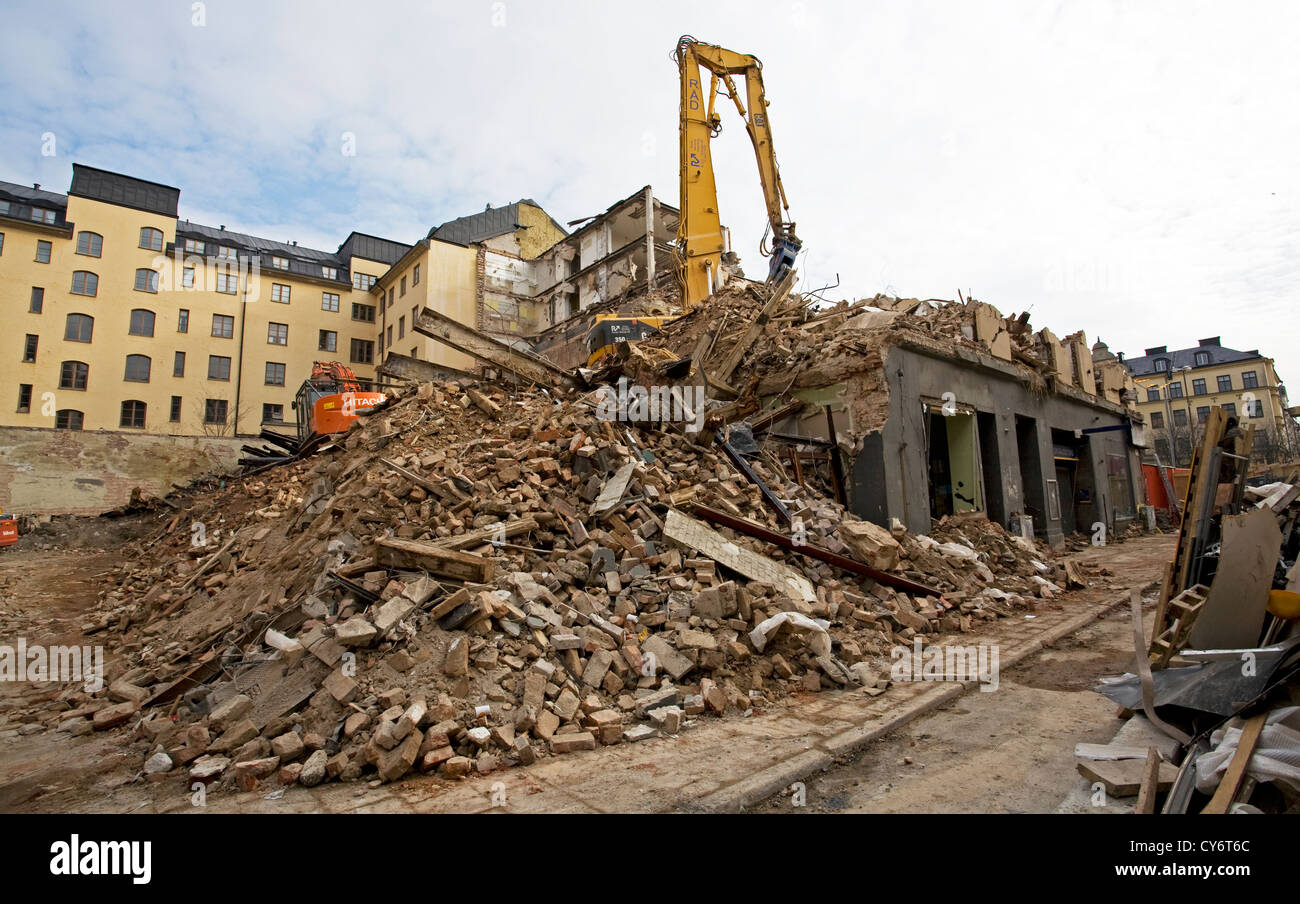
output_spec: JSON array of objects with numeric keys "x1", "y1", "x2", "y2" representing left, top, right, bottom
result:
[
  {"x1": 585, "y1": 36, "x2": 800, "y2": 365},
  {"x1": 674, "y1": 34, "x2": 801, "y2": 306}
]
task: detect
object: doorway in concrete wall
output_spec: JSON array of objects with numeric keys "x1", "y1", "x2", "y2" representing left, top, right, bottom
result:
[
  {"x1": 924, "y1": 405, "x2": 984, "y2": 520},
  {"x1": 1051, "y1": 430, "x2": 1079, "y2": 535},
  {"x1": 977, "y1": 411, "x2": 1006, "y2": 526},
  {"x1": 1015, "y1": 415, "x2": 1047, "y2": 536}
]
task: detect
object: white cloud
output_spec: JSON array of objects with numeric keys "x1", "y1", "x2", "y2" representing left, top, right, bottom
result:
[{"x1": 2, "y1": 0, "x2": 1297, "y2": 385}]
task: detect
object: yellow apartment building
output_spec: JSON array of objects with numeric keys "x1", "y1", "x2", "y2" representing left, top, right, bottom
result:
[
  {"x1": 1117, "y1": 337, "x2": 1299, "y2": 465},
  {"x1": 1, "y1": 165, "x2": 408, "y2": 437}
]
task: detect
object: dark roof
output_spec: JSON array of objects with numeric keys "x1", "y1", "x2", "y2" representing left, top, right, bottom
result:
[
  {"x1": 0, "y1": 181, "x2": 68, "y2": 208},
  {"x1": 338, "y1": 232, "x2": 412, "y2": 266},
  {"x1": 1124, "y1": 338, "x2": 1263, "y2": 377},
  {"x1": 0, "y1": 180, "x2": 71, "y2": 229},
  {"x1": 429, "y1": 199, "x2": 566, "y2": 246},
  {"x1": 69, "y1": 164, "x2": 180, "y2": 218},
  {"x1": 177, "y1": 220, "x2": 338, "y2": 262}
]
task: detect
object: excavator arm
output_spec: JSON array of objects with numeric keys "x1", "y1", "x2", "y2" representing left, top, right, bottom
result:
[{"x1": 675, "y1": 35, "x2": 800, "y2": 307}]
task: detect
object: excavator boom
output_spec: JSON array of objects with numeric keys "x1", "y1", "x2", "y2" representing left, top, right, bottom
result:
[{"x1": 675, "y1": 36, "x2": 800, "y2": 307}]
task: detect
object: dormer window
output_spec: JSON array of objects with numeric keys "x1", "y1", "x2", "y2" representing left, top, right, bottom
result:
[
  {"x1": 272, "y1": 256, "x2": 289, "y2": 270},
  {"x1": 1154, "y1": 358, "x2": 1169, "y2": 373},
  {"x1": 1194, "y1": 351, "x2": 1210, "y2": 367}
]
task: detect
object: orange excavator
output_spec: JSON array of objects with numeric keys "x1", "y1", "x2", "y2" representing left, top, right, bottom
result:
[{"x1": 293, "y1": 361, "x2": 386, "y2": 445}]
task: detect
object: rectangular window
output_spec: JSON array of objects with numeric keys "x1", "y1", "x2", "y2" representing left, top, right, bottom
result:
[
  {"x1": 386, "y1": 325, "x2": 393, "y2": 348},
  {"x1": 178, "y1": 309, "x2": 189, "y2": 333},
  {"x1": 0, "y1": 232, "x2": 4, "y2": 255},
  {"x1": 1173, "y1": 408, "x2": 1188, "y2": 426},
  {"x1": 216, "y1": 272, "x2": 238, "y2": 294},
  {"x1": 1149, "y1": 411, "x2": 1164, "y2": 428},
  {"x1": 398, "y1": 315, "x2": 405, "y2": 339},
  {"x1": 204, "y1": 399, "x2": 228, "y2": 425},
  {"x1": 60, "y1": 360, "x2": 89, "y2": 390},
  {"x1": 1216, "y1": 375, "x2": 1232, "y2": 393},
  {"x1": 350, "y1": 338, "x2": 374, "y2": 365},
  {"x1": 30, "y1": 287, "x2": 43, "y2": 313},
  {"x1": 1146, "y1": 388, "x2": 1160, "y2": 402},
  {"x1": 170, "y1": 395, "x2": 182, "y2": 422},
  {"x1": 271, "y1": 283, "x2": 291, "y2": 304},
  {"x1": 173, "y1": 351, "x2": 186, "y2": 377},
  {"x1": 211, "y1": 314, "x2": 234, "y2": 338},
  {"x1": 184, "y1": 238, "x2": 205, "y2": 254},
  {"x1": 387, "y1": 288, "x2": 394, "y2": 308},
  {"x1": 262, "y1": 403, "x2": 284, "y2": 423},
  {"x1": 272, "y1": 256, "x2": 289, "y2": 270},
  {"x1": 322, "y1": 292, "x2": 340, "y2": 312},
  {"x1": 183, "y1": 267, "x2": 195, "y2": 288},
  {"x1": 120, "y1": 400, "x2": 147, "y2": 429},
  {"x1": 265, "y1": 361, "x2": 286, "y2": 385},
  {"x1": 322, "y1": 266, "x2": 338, "y2": 280},
  {"x1": 267, "y1": 322, "x2": 288, "y2": 345},
  {"x1": 1196, "y1": 406, "x2": 1210, "y2": 423},
  {"x1": 36, "y1": 240, "x2": 52, "y2": 263},
  {"x1": 1168, "y1": 382, "x2": 1184, "y2": 399},
  {"x1": 413, "y1": 263, "x2": 420, "y2": 286},
  {"x1": 1192, "y1": 378, "x2": 1206, "y2": 396},
  {"x1": 216, "y1": 245, "x2": 237, "y2": 260},
  {"x1": 400, "y1": 276, "x2": 407, "y2": 297},
  {"x1": 1248, "y1": 400, "x2": 1264, "y2": 418},
  {"x1": 23, "y1": 335, "x2": 38, "y2": 363},
  {"x1": 351, "y1": 303, "x2": 375, "y2": 323},
  {"x1": 31, "y1": 207, "x2": 56, "y2": 225},
  {"x1": 17, "y1": 384, "x2": 32, "y2": 413},
  {"x1": 352, "y1": 272, "x2": 376, "y2": 291},
  {"x1": 208, "y1": 355, "x2": 231, "y2": 381},
  {"x1": 1223, "y1": 402, "x2": 1237, "y2": 416},
  {"x1": 318, "y1": 329, "x2": 337, "y2": 352},
  {"x1": 1242, "y1": 370, "x2": 1259, "y2": 389}
]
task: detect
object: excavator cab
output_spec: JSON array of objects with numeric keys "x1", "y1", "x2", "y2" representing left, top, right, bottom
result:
[{"x1": 292, "y1": 361, "x2": 385, "y2": 445}]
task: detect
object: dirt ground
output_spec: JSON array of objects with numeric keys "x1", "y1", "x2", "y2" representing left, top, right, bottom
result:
[{"x1": 756, "y1": 592, "x2": 1156, "y2": 814}]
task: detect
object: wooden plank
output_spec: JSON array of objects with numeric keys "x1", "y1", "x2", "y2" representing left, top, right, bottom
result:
[
  {"x1": 1201, "y1": 712, "x2": 1268, "y2": 814},
  {"x1": 1134, "y1": 746, "x2": 1163, "y2": 814},
  {"x1": 663, "y1": 508, "x2": 817, "y2": 602},
  {"x1": 1074, "y1": 743, "x2": 1156, "y2": 761},
  {"x1": 432, "y1": 517, "x2": 538, "y2": 551},
  {"x1": 590, "y1": 460, "x2": 636, "y2": 517},
  {"x1": 413, "y1": 306, "x2": 573, "y2": 389},
  {"x1": 1077, "y1": 757, "x2": 1177, "y2": 798},
  {"x1": 374, "y1": 537, "x2": 495, "y2": 583},
  {"x1": 709, "y1": 270, "x2": 796, "y2": 386}
]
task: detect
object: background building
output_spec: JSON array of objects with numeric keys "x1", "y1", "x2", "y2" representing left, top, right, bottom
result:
[{"x1": 1115, "y1": 336, "x2": 1299, "y2": 466}]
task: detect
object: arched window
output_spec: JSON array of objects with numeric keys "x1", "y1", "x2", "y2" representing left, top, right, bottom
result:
[
  {"x1": 76, "y1": 231, "x2": 103, "y2": 257},
  {"x1": 55, "y1": 409, "x2": 84, "y2": 430},
  {"x1": 59, "y1": 360, "x2": 89, "y2": 390},
  {"x1": 134, "y1": 268, "x2": 159, "y2": 293},
  {"x1": 139, "y1": 227, "x2": 164, "y2": 252},
  {"x1": 71, "y1": 271, "x2": 98, "y2": 296},
  {"x1": 128, "y1": 309, "x2": 156, "y2": 337},
  {"x1": 124, "y1": 354, "x2": 151, "y2": 383},
  {"x1": 120, "y1": 400, "x2": 147, "y2": 429},
  {"x1": 64, "y1": 313, "x2": 94, "y2": 343}
]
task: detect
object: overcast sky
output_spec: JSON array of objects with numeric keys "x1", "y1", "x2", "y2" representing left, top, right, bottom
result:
[{"x1": 3, "y1": 0, "x2": 1297, "y2": 386}]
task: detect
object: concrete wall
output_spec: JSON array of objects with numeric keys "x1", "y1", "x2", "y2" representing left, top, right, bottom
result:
[
  {"x1": 852, "y1": 342, "x2": 1142, "y2": 546},
  {"x1": 0, "y1": 426, "x2": 242, "y2": 515}
]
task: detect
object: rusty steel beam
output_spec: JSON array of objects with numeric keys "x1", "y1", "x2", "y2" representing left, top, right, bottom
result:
[{"x1": 689, "y1": 503, "x2": 943, "y2": 598}]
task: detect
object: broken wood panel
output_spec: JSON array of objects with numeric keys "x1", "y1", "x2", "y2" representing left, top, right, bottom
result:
[
  {"x1": 1186, "y1": 508, "x2": 1282, "y2": 650},
  {"x1": 413, "y1": 306, "x2": 572, "y2": 389},
  {"x1": 433, "y1": 517, "x2": 539, "y2": 551},
  {"x1": 663, "y1": 508, "x2": 816, "y2": 602},
  {"x1": 374, "y1": 537, "x2": 496, "y2": 583},
  {"x1": 590, "y1": 460, "x2": 636, "y2": 517}
]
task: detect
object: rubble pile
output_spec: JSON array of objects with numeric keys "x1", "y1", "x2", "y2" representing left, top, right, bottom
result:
[{"x1": 19, "y1": 366, "x2": 1077, "y2": 795}]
